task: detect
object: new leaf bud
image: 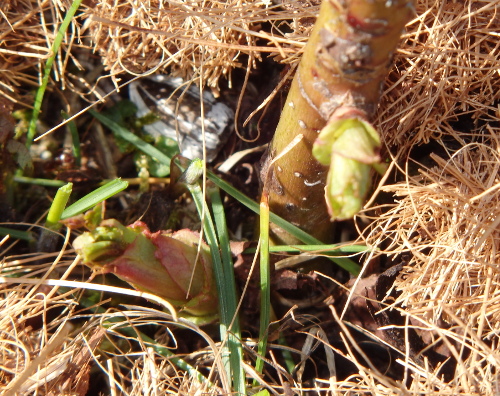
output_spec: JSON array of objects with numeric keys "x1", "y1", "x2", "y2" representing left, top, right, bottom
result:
[
  {"x1": 313, "y1": 117, "x2": 383, "y2": 220},
  {"x1": 74, "y1": 219, "x2": 218, "y2": 316}
]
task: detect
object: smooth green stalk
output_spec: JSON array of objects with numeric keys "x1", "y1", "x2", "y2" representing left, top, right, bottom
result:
[
  {"x1": 45, "y1": 183, "x2": 73, "y2": 230},
  {"x1": 263, "y1": 0, "x2": 414, "y2": 241},
  {"x1": 61, "y1": 178, "x2": 128, "y2": 219},
  {"x1": 254, "y1": 192, "x2": 271, "y2": 377},
  {"x1": 27, "y1": 0, "x2": 84, "y2": 147}
]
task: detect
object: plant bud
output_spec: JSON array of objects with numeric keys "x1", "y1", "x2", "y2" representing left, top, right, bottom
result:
[
  {"x1": 73, "y1": 219, "x2": 218, "y2": 316},
  {"x1": 313, "y1": 117, "x2": 384, "y2": 220}
]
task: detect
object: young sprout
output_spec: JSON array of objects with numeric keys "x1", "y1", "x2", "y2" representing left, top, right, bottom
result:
[
  {"x1": 74, "y1": 219, "x2": 218, "y2": 317},
  {"x1": 313, "y1": 116, "x2": 386, "y2": 220}
]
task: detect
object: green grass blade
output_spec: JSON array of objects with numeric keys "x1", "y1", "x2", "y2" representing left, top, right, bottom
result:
[
  {"x1": 188, "y1": 183, "x2": 235, "y2": 387},
  {"x1": 13, "y1": 176, "x2": 66, "y2": 187},
  {"x1": 38, "y1": 182, "x2": 73, "y2": 251},
  {"x1": 0, "y1": 227, "x2": 34, "y2": 242},
  {"x1": 62, "y1": 111, "x2": 81, "y2": 167},
  {"x1": 278, "y1": 333, "x2": 296, "y2": 375},
  {"x1": 27, "y1": 0, "x2": 84, "y2": 147},
  {"x1": 209, "y1": 186, "x2": 246, "y2": 395},
  {"x1": 61, "y1": 178, "x2": 128, "y2": 219},
  {"x1": 244, "y1": 244, "x2": 370, "y2": 255},
  {"x1": 208, "y1": 170, "x2": 312, "y2": 242},
  {"x1": 180, "y1": 159, "x2": 245, "y2": 395},
  {"x1": 207, "y1": 171, "x2": 361, "y2": 275},
  {"x1": 89, "y1": 109, "x2": 173, "y2": 167}
]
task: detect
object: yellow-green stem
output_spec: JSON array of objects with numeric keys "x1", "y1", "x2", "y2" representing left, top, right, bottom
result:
[
  {"x1": 255, "y1": 191, "x2": 271, "y2": 376},
  {"x1": 264, "y1": 0, "x2": 414, "y2": 243}
]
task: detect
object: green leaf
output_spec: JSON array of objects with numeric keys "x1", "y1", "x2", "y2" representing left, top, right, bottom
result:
[
  {"x1": 90, "y1": 109, "x2": 177, "y2": 175},
  {"x1": 27, "y1": 0, "x2": 84, "y2": 147},
  {"x1": 325, "y1": 156, "x2": 372, "y2": 220},
  {"x1": 313, "y1": 118, "x2": 380, "y2": 165},
  {"x1": 0, "y1": 227, "x2": 34, "y2": 242},
  {"x1": 61, "y1": 179, "x2": 128, "y2": 219}
]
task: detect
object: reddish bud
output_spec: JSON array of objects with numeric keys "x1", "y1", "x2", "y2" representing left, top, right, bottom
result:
[{"x1": 74, "y1": 219, "x2": 217, "y2": 316}]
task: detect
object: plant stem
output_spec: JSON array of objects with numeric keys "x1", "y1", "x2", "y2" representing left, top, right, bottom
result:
[
  {"x1": 263, "y1": 0, "x2": 414, "y2": 243},
  {"x1": 45, "y1": 183, "x2": 73, "y2": 230},
  {"x1": 38, "y1": 182, "x2": 72, "y2": 252},
  {"x1": 255, "y1": 190, "x2": 271, "y2": 376}
]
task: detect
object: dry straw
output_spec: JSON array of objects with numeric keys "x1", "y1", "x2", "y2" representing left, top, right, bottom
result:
[
  {"x1": 374, "y1": 134, "x2": 500, "y2": 330},
  {"x1": 1, "y1": 0, "x2": 319, "y2": 104},
  {"x1": 82, "y1": 0, "x2": 318, "y2": 89},
  {"x1": 358, "y1": 0, "x2": 500, "y2": 391},
  {"x1": 361, "y1": 124, "x2": 500, "y2": 394},
  {"x1": 0, "y1": 0, "x2": 55, "y2": 105},
  {"x1": 0, "y1": 0, "x2": 91, "y2": 105},
  {"x1": 376, "y1": 0, "x2": 500, "y2": 150}
]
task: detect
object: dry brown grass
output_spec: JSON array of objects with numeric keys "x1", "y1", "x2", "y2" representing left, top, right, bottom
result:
[
  {"x1": 376, "y1": 0, "x2": 500, "y2": 150},
  {"x1": 355, "y1": 2, "x2": 500, "y2": 393},
  {"x1": 0, "y1": 0, "x2": 54, "y2": 105},
  {"x1": 2, "y1": 0, "x2": 500, "y2": 394},
  {"x1": 361, "y1": 124, "x2": 500, "y2": 395},
  {"x1": 0, "y1": 0, "x2": 93, "y2": 106},
  {"x1": 84, "y1": 0, "x2": 316, "y2": 89},
  {"x1": 1, "y1": 0, "x2": 318, "y2": 103}
]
